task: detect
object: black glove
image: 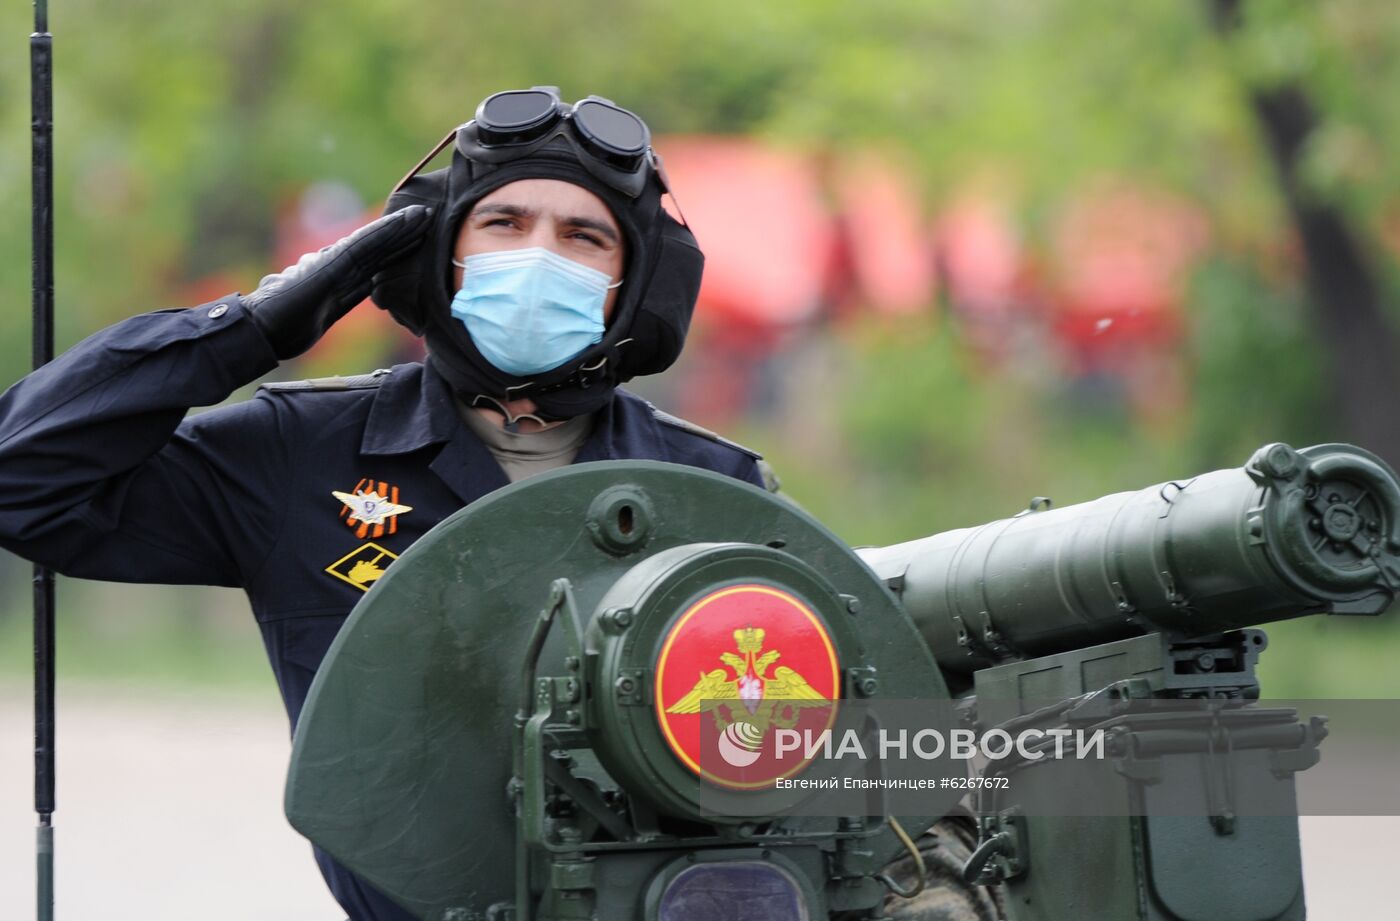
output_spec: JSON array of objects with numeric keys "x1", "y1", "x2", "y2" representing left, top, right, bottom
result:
[{"x1": 242, "y1": 205, "x2": 433, "y2": 360}]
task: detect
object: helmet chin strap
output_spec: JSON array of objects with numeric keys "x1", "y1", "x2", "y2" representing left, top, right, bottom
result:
[
  {"x1": 424, "y1": 329, "x2": 628, "y2": 422},
  {"x1": 469, "y1": 393, "x2": 552, "y2": 433}
]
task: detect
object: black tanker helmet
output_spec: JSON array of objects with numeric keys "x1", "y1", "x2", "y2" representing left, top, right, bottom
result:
[{"x1": 370, "y1": 87, "x2": 703, "y2": 419}]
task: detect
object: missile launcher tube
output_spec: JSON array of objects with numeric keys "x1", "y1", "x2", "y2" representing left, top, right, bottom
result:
[{"x1": 857, "y1": 443, "x2": 1400, "y2": 682}]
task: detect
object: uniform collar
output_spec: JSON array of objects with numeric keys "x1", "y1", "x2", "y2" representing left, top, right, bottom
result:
[
  {"x1": 361, "y1": 362, "x2": 624, "y2": 504},
  {"x1": 361, "y1": 362, "x2": 459, "y2": 456},
  {"x1": 574, "y1": 395, "x2": 618, "y2": 464}
]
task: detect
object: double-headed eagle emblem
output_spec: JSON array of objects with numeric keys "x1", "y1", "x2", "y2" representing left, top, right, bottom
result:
[{"x1": 666, "y1": 627, "x2": 829, "y2": 735}]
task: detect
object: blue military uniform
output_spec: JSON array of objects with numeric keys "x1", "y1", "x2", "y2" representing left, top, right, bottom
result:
[{"x1": 0, "y1": 293, "x2": 766, "y2": 919}]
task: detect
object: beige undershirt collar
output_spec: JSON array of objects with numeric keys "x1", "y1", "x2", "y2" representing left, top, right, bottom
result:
[{"x1": 454, "y1": 398, "x2": 595, "y2": 483}]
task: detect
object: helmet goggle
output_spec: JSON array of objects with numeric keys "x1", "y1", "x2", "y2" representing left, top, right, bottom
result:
[
  {"x1": 476, "y1": 87, "x2": 648, "y2": 168},
  {"x1": 392, "y1": 86, "x2": 673, "y2": 201}
]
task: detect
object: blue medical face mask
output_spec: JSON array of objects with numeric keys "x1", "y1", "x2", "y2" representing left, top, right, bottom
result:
[{"x1": 450, "y1": 247, "x2": 623, "y2": 377}]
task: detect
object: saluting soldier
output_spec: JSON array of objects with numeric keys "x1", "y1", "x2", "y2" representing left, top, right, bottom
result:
[
  {"x1": 0, "y1": 87, "x2": 769, "y2": 920},
  {"x1": 0, "y1": 86, "x2": 1000, "y2": 921}
]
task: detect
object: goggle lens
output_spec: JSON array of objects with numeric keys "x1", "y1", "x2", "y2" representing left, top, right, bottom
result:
[
  {"x1": 476, "y1": 89, "x2": 559, "y2": 145},
  {"x1": 573, "y1": 99, "x2": 649, "y2": 158}
]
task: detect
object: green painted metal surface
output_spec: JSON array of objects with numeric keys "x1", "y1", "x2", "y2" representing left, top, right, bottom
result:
[{"x1": 286, "y1": 461, "x2": 946, "y2": 920}]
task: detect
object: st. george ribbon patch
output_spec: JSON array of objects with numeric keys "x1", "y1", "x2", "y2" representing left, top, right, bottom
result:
[
  {"x1": 656, "y1": 584, "x2": 840, "y2": 789},
  {"x1": 333, "y1": 479, "x2": 412, "y2": 539}
]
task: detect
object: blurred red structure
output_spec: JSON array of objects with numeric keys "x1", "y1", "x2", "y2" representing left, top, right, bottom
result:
[
  {"x1": 933, "y1": 188, "x2": 1031, "y2": 364},
  {"x1": 1050, "y1": 179, "x2": 1208, "y2": 359},
  {"x1": 830, "y1": 151, "x2": 938, "y2": 318},
  {"x1": 1048, "y1": 179, "x2": 1210, "y2": 420},
  {"x1": 656, "y1": 137, "x2": 835, "y2": 423},
  {"x1": 659, "y1": 137, "x2": 835, "y2": 333},
  {"x1": 658, "y1": 138, "x2": 938, "y2": 423}
]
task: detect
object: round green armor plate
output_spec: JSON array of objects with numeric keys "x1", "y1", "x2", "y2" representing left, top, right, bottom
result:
[{"x1": 285, "y1": 461, "x2": 946, "y2": 919}]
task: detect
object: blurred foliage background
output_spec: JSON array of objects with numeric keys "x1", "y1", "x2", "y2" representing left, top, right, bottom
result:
[{"x1": 1, "y1": 0, "x2": 1399, "y2": 698}]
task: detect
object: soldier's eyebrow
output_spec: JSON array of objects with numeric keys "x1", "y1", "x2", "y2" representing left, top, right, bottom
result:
[
  {"x1": 562, "y1": 216, "x2": 620, "y2": 245},
  {"x1": 470, "y1": 203, "x2": 536, "y2": 220}
]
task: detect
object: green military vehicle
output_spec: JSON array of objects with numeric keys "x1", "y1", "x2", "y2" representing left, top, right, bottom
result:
[{"x1": 287, "y1": 442, "x2": 1397, "y2": 920}]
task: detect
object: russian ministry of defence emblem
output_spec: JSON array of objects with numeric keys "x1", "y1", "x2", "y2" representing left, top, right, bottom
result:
[{"x1": 655, "y1": 584, "x2": 839, "y2": 789}]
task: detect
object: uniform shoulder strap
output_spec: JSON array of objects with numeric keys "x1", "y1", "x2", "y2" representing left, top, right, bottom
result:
[
  {"x1": 259, "y1": 368, "x2": 392, "y2": 393},
  {"x1": 647, "y1": 403, "x2": 764, "y2": 460},
  {"x1": 646, "y1": 403, "x2": 784, "y2": 495}
]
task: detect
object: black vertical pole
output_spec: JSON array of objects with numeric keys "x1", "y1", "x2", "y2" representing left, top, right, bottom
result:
[{"x1": 31, "y1": 2, "x2": 56, "y2": 920}]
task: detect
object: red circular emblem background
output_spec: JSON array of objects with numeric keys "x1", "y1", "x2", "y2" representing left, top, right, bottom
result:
[{"x1": 654, "y1": 583, "x2": 840, "y2": 789}]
